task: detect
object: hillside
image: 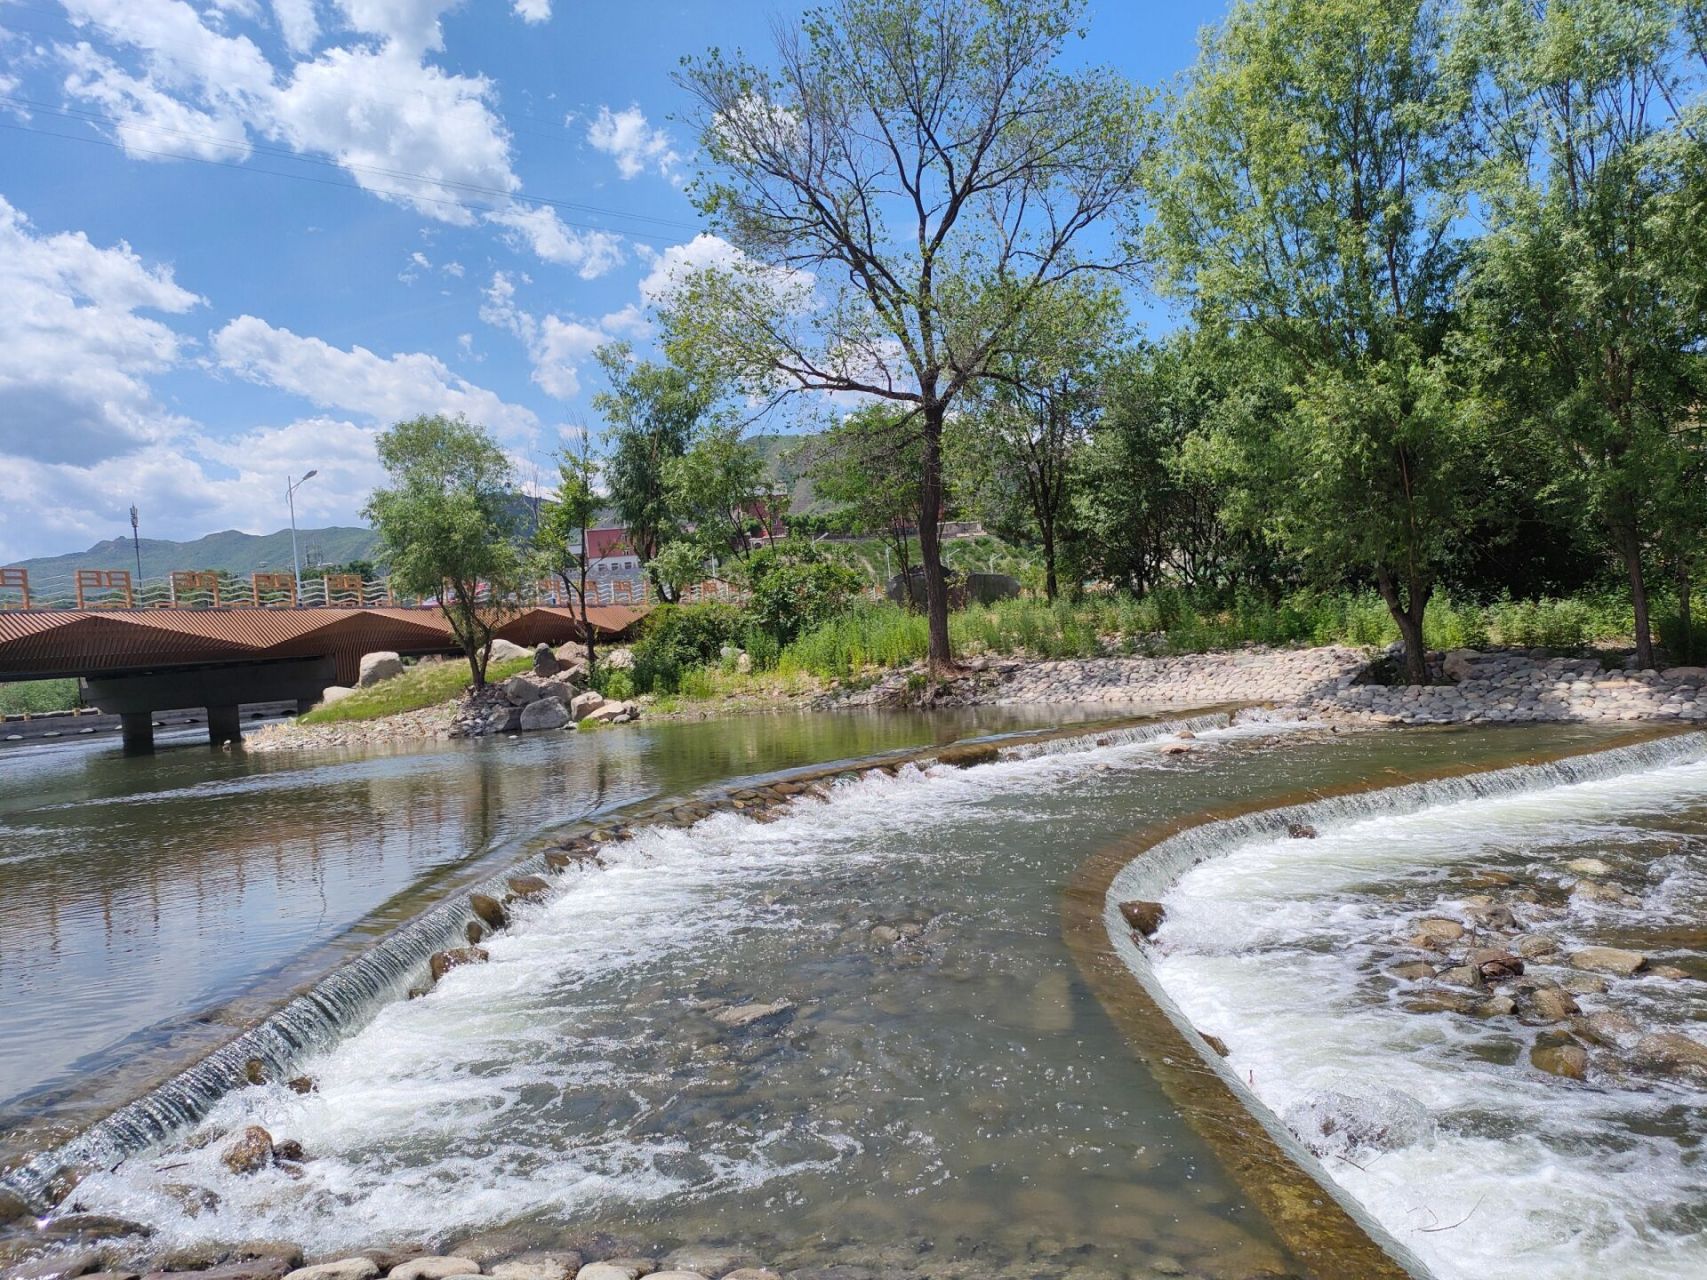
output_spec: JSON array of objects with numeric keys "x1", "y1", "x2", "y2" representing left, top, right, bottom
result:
[{"x1": 6, "y1": 527, "x2": 380, "y2": 582}]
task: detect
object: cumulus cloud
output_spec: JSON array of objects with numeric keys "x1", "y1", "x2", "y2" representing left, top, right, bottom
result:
[
  {"x1": 636, "y1": 232, "x2": 747, "y2": 303},
  {"x1": 212, "y1": 314, "x2": 539, "y2": 438},
  {"x1": 479, "y1": 271, "x2": 631, "y2": 400},
  {"x1": 486, "y1": 205, "x2": 625, "y2": 278},
  {"x1": 55, "y1": 0, "x2": 606, "y2": 266},
  {"x1": 512, "y1": 0, "x2": 550, "y2": 22},
  {"x1": 0, "y1": 194, "x2": 201, "y2": 467},
  {"x1": 587, "y1": 103, "x2": 680, "y2": 180}
]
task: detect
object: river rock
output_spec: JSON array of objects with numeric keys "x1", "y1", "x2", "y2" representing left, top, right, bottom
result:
[
  {"x1": 1563, "y1": 972, "x2": 1609, "y2": 995},
  {"x1": 1286, "y1": 822, "x2": 1318, "y2": 839},
  {"x1": 1389, "y1": 960, "x2": 1436, "y2": 981},
  {"x1": 1570, "y1": 946, "x2": 1649, "y2": 976},
  {"x1": 150, "y1": 1263, "x2": 292, "y2": 1280},
  {"x1": 1515, "y1": 934, "x2": 1559, "y2": 959},
  {"x1": 1650, "y1": 963, "x2": 1693, "y2": 980},
  {"x1": 3, "y1": 1260, "x2": 106, "y2": 1280},
  {"x1": 428, "y1": 947, "x2": 489, "y2": 982},
  {"x1": 1633, "y1": 1032, "x2": 1707, "y2": 1080},
  {"x1": 570, "y1": 691, "x2": 606, "y2": 721},
  {"x1": 661, "y1": 1249, "x2": 756, "y2": 1276},
  {"x1": 1118, "y1": 900, "x2": 1166, "y2": 938},
  {"x1": 470, "y1": 893, "x2": 508, "y2": 930},
  {"x1": 1440, "y1": 964, "x2": 1483, "y2": 989},
  {"x1": 1571, "y1": 880, "x2": 1639, "y2": 906},
  {"x1": 507, "y1": 875, "x2": 551, "y2": 901},
  {"x1": 1411, "y1": 917, "x2": 1464, "y2": 947},
  {"x1": 646, "y1": 1274, "x2": 709, "y2": 1280},
  {"x1": 284, "y1": 1262, "x2": 380, "y2": 1280},
  {"x1": 388, "y1": 1259, "x2": 482, "y2": 1280},
  {"x1": 1519, "y1": 986, "x2": 1579, "y2": 1023},
  {"x1": 520, "y1": 699, "x2": 571, "y2": 732},
  {"x1": 220, "y1": 1126, "x2": 274, "y2": 1175},
  {"x1": 1531, "y1": 1039, "x2": 1589, "y2": 1080},
  {"x1": 575, "y1": 1264, "x2": 650, "y2": 1280},
  {"x1": 1564, "y1": 857, "x2": 1613, "y2": 877},
  {"x1": 358, "y1": 652, "x2": 404, "y2": 687},
  {"x1": 714, "y1": 999, "x2": 795, "y2": 1028},
  {"x1": 486, "y1": 1254, "x2": 582, "y2": 1280},
  {"x1": 582, "y1": 701, "x2": 637, "y2": 724},
  {"x1": 1574, "y1": 1009, "x2": 1642, "y2": 1048},
  {"x1": 287, "y1": 1075, "x2": 316, "y2": 1095},
  {"x1": 721, "y1": 1273, "x2": 782, "y2": 1280}
]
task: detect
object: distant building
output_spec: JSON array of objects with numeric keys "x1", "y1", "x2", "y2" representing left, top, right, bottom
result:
[{"x1": 574, "y1": 527, "x2": 644, "y2": 581}]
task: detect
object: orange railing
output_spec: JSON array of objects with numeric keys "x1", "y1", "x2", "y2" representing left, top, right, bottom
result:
[
  {"x1": 251, "y1": 572, "x2": 296, "y2": 606},
  {"x1": 75, "y1": 569, "x2": 134, "y2": 609},
  {"x1": 0, "y1": 567, "x2": 28, "y2": 610}
]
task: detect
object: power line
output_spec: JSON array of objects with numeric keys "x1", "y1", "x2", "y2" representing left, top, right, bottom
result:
[{"x1": 0, "y1": 93, "x2": 702, "y2": 234}]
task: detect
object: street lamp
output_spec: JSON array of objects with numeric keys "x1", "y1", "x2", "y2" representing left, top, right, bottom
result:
[
  {"x1": 286, "y1": 470, "x2": 318, "y2": 601},
  {"x1": 129, "y1": 505, "x2": 142, "y2": 584}
]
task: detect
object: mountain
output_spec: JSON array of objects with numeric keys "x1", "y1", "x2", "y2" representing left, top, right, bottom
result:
[{"x1": 6, "y1": 527, "x2": 381, "y2": 585}]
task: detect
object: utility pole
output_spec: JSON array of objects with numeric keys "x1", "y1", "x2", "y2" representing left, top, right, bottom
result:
[
  {"x1": 286, "y1": 470, "x2": 318, "y2": 602},
  {"x1": 129, "y1": 505, "x2": 143, "y2": 584}
]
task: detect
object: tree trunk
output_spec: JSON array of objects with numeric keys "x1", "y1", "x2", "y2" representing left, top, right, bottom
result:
[
  {"x1": 1041, "y1": 518, "x2": 1058, "y2": 602},
  {"x1": 1375, "y1": 568, "x2": 1431, "y2": 686},
  {"x1": 918, "y1": 404, "x2": 954, "y2": 672},
  {"x1": 576, "y1": 562, "x2": 596, "y2": 675},
  {"x1": 1678, "y1": 563, "x2": 1694, "y2": 666},
  {"x1": 1617, "y1": 525, "x2": 1654, "y2": 669}
]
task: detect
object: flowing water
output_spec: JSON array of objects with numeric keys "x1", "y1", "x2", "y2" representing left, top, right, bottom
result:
[
  {"x1": 19, "y1": 718, "x2": 1658, "y2": 1280},
  {"x1": 1141, "y1": 734, "x2": 1707, "y2": 1280},
  {"x1": 0, "y1": 708, "x2": 1093, "y2": 1160}
]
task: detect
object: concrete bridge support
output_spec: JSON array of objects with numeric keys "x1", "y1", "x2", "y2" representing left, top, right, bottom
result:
[{"x1": 84, "y1": 656, "x2": 336, "y2": 752}]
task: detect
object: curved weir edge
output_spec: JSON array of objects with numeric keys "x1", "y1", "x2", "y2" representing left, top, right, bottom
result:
[
  {"x1": 1062, "y1": 723, "x2": 1704, "y2": 1280},
  {"x1": 0, "y1": 704, "x2": 1246, "y2": 1220}
]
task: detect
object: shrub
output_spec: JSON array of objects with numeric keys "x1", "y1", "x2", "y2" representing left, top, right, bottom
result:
[
  {"x1": 630, "y1": 601, "x2": 744, "y2": 693},
  {"x1": 745, "y1": 544, "x2": 863, "y2": 646}
]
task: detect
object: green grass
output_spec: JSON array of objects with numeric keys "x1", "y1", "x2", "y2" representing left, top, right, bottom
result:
[
  {"x1": 0, "y1": 678, "x2": 80, "y2": 716},
  {"x1": 298, "y1": 654, "x2": 534, "y2": 724}
]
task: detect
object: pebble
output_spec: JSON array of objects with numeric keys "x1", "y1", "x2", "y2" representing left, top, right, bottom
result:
[{"x1": 284, "y1": 1262, "x2": 379, "y2": 1280}]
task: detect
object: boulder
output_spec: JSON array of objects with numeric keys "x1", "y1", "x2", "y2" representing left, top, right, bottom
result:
[
  {"x1": 388, "y1": 1260, "x2": 482, "y2": 1280},
  {"x1": 601, "y1": 647, "x2": 635, "y2": 671},
  {"x1": 1661, "y1": 665, "x2": 1707, "y2": 680},
  {"x1": 1515, "y1": 934, "x2": 1559, "y2": 959},
  {"x1": 469, "y1": 893, "x2": 508, "y2": 930},
  {"x1": 1633, "y1": 1031, "x2": 1707, "y2": 1080},
  {"x1": 1411, "y1": 917, "x2": 1465, "y2": 946},
  {"x1": 428, "y1": 947, "x2": 489, "y2": 982},
  {"x1": 570, "y1": 691, "x2": 606, "y2": 721},
  {"x1": 1389, "y1": 960, "x2": 1436, "y2": 981},
  {"x1": 582, "y1": 702, "x2": 636, "y2": 724},
  {"x1": 519, "y1": 699, "x2": 570, "y2": 732},
  {"x1": 1564, "y1": 857, "x2": 1612, "y2": 877},
  {"x1": 1443, "y1": 649, "x2": 1480, "y2": 682},
  {"x1": 319, "y1": 686, "x2": 356, "y2": 706},
  {"x1": 1530, "y1": 1040, "x2": 1589, "y2": 1080},
  {"x1": 1574, "y1": 1009, "x2": 1642, "y2": 1048},
  {"x1": 483, "y1": 705, "x2": 523, "y2": 735},
  {"x1": 531, "y1": 644, "x2": 561, "y2": 677},
  {"x1": 220, "y1": 1126, "x2": 274, "y2": 1175},
  {"x1": 284, "y1": 1263, "x2": 380, "y2": 1280},
  {"x1": 1570, "y1": 946, "x2": 1648, "y2": 976},
  {"x1": 1118, "y1": 900, "x2": 1166, "y2": 938},
  {"x1": 488, "y1": 639, "x2": 530, "y2": 663},
  {"x1": 1571, "y1": 879, "x2": 1638, "y2": 906},
  {"x1": 358, "y1": 652, "x2": 404, "y2": 688},
  {"x1": 503, "y1": 675, "x2": 547, "y2": 706},
  {"x1": 1469, "y1": 948, "x2": 1524, "y2": 981}
]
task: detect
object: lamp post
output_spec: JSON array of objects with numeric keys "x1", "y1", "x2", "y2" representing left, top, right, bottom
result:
[{"x1": 286, "y1": 470, "x2": 318, "y2": 602}]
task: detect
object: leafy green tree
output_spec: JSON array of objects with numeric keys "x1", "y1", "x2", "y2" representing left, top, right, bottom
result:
[
  {"x1": 1463, "y1": 0, "x2": 1707, "y2": 668},
  {"x1": 646, "y1": 541, "x2": 712, "y2": 601},
  {"x1": 661, "y1": 0, "x2": 1152, "y2": 671},
  {"x1": 364, "y1": 415, "x2": 522, "y2": 689},
  {"x1": 534, "y1": 430, "x2": 602, "y2": 672},
  {"x1": 665, "y1": 424, "x2": 769, "y2": 565},
  {"x1": 959, "y1": 281, "x2": 1122, "y2": 599},
  {"x1": 594, "y1": 341, "x2": 716, "y2": 602},
  {"x1": 808, "y1": 405, "x2": 927, "y2": 594},
  {"x1": 1151, "y1": 0, "x2": 1480, "y2": 683}
]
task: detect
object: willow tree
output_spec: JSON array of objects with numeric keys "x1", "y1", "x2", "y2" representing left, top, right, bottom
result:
[
  {"x1": 1463, "y1": 0, "x2": 1707, "y2": 669},
  {"x1": 1151, "y1": 0, "x2": 1478, "y2": 684},
  {"x1": 660, "y1": 0, "x2": 1151, "y2": 671}
]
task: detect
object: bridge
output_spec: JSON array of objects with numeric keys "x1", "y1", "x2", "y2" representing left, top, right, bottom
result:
[{"x1": 0, "y1": 604, "x2": 644, "y2": 751}]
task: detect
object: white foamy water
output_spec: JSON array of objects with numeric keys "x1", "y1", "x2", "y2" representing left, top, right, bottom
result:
[
  {"x1": 66, "y1": 717, "x2": 1256, "y2": 1256},
  {"x1": 1148, "y1": 748, "x2": 1707, "y2": 1280}
]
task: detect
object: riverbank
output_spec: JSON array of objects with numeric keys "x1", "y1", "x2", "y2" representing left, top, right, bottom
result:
[{"x1": 240, "y1": 643, "x2": 1707, "y2": 754}]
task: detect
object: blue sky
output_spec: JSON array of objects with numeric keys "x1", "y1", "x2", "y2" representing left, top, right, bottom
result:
[{"x1": 0, "y1": 0, "x2": 1224, "y2": 563}]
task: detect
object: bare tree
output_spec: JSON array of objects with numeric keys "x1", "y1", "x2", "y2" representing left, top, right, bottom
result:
[{"x1": 660, "y1": 0, "x2": 1150, "y2": 671}]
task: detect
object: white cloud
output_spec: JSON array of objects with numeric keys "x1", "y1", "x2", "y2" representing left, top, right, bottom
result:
[
  {"x1": 211, "y1": 314, "x2": 539, "y2": 437},
  {"x1": 587, "y1": 103, "x2": 680, "y2": 180},
  {"x1": 272, "y1": 0, "x2": 320, "y2": 55},
  {"x1": 512, "y1": 0, "x2": 550, "y2": 22},
  {"x1": 479, "y1": 271, "x2": 615, "y2": 400},
  {"x1": 637, "y1": 232, "x2": 746, "y2": 303},
  {"x1": 485, "y1": 205, "x2": 624, "y2": 278},
  {"x1": 333, "y1": 0, "x2": 462, "y2": 56},
  {"x1": 0, "y1": 194, "x2": 202, "y2": 467}
]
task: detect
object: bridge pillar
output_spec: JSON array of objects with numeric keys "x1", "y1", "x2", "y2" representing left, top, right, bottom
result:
[
  {"x1": 207, "y1": 704, "x2": 241, "y2": 746},
  {"x1": 295, "y1": 697, "x2": 316, "y2": 716},
  {"x1": 120, "y1": 711, "x2": 154, "y2": 755}
]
